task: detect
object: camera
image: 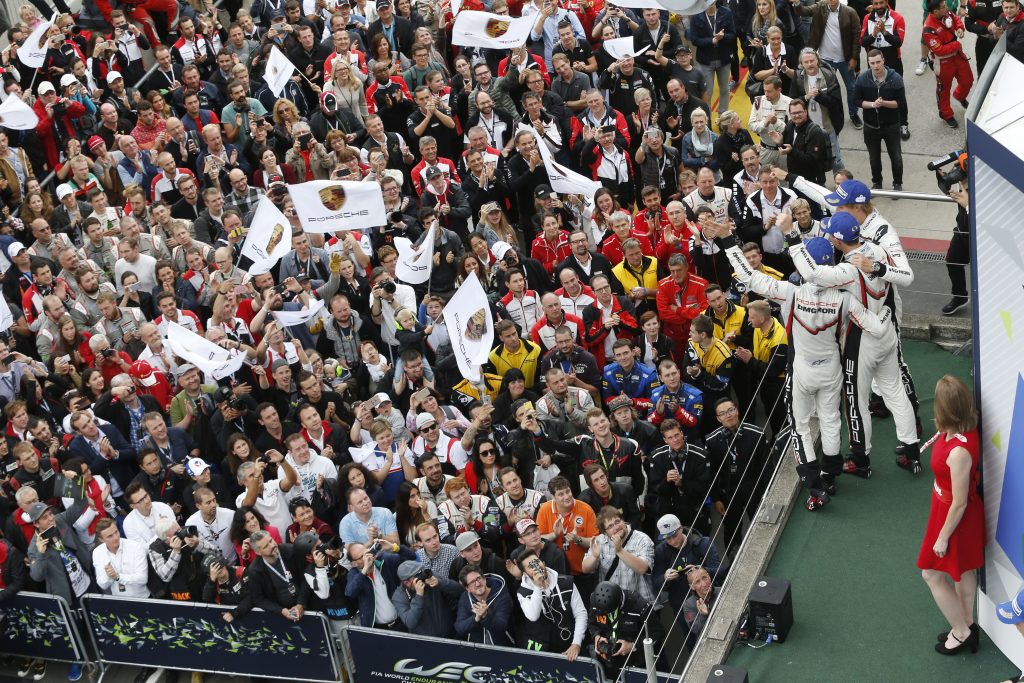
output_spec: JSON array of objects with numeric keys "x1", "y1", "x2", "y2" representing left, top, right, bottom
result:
[
  {"x1": 389, "y1": 211, "x2": 404, "y2": 223},
  {"x1": 297, "y1": 133, "x2": 313, "y2": 149},
  {"x1": 202, "y1": 553, "x2": 227, "y2": 572},
  {"x1": 415, "y1": 567, "x2": 433, "y2": 582},
  {"x1": 101, "y1": 348, "x2": 116, "y2": 358},
  {"x1": 502, "y1": 251, "x2": 518, "y2": 265},
  {"x1": 928, "y1": 150, "x2": 967, "y2": 194},
  {"x1": 40, "y1": 526, "x2": 59, "y2": 541},
  {"x1": 175, "y1": 525, "x2": 199, "y2": 540},
  {"x1": 324, "y1": 536, "x2": 343, "y2": 551},
  {"x1": 258, "y1": 454, "x2": 272, "y2": 464},
  {"x1": 71, "y1": 26, "x2": 81, "y2": 34},
  {"x1": 379, "y1": 280, "x2": 396, "y2": 295},
  {"x1": 227, "y1": 397, "x2": 245, "y2": 410},
  {"x1": 253, "y1": 115, "x2": 265, "y2": 127},
  {"x1": 52, "y1": 98, "x2": 68, "y2": 113},
  {"x1": 596, "y1": 638, "x2": 616, "y2": 658}
]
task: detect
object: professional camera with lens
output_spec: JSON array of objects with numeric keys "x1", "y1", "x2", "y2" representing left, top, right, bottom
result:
[
  {"x1": 175, "y1": 525, "x2": 199, "y2": 540},
  {"x1": 596, "y1": 638, "x2": 616, "y2": 658},
  {"x1": 202, "y1": 553, "x2": 227, "y2": 572},
  {"x1": 52, "y1": 98, "x2": 69, "y2": 113},
  {"x1": 324, "y1": 536, "x2": 344, "y2": 551},
  {"x1": 928, "y1": 150, "x2": 968, "y2": 194},
  {"x1": 379, "y1": 280, "x2": 397, "y2": 295},
  {"x1": 502, "y1": 251, "x2": 518, "y2": 265},
  {"x1": 227, "y1": 397, "x2": 246, "y2": 410},
  {"x1": 415, "y1": 567, "x2": 433, "y2": 582}
]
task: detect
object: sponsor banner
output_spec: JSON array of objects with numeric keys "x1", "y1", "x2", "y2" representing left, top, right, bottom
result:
[
  {"x1": 241, "y1": 195, "x2": 292, "y2": 265},
  {"x1": 165, "y1": 321, "x2": 246, "y2": 380},
  {"x1": 82, "y1": 595, "x2": 337, "y2": 681},
  {"x1": 452, "y1": 11, "x2": 534, "y2": 50},
  {"x1": 969, "y1": 118, "x2": 1024, "y2": 671},
  {"x1": 0, "y1": 94, "x2": 40, "y2": 130},
  {"x1": 21, "y1": 20, "x2": 54, "y2": 69},
  {"x1": 344, "y1": 626, "x2": 602, "y2": 683},
  {"x1": 394, "y1": 223, "x2": 436, "y2": 285},
  {"x1": 264, "y1": 46, "x2": 297, "y2": 97},
  {"x1": 0, "y1": 592, "x2": 83, "y2": 662},
  {"x1": 288, "y1": 180, "x2": 387, "y2": 233},
  {"x1": 443, "y1": 273, "x2": 493, "y2": 383}
]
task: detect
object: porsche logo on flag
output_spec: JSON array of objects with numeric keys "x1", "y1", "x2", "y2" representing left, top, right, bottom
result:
[
  {"x1": 485, "y1": 18, "x2": 511, "y2": 37},
  {"x1": 318, "y1": 185, "x2": 347, "y2": 211},
  {"x1": 464, "y1": 308, "x2": 488, "y2": 341}
]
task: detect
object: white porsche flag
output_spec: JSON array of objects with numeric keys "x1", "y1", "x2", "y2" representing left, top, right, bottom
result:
[
  {"x1": 520, "y1": 124, "x2": 603, "y2": 199},
  {"x1": 0, "y1": 95, "x2": 39, "y2": 130},
  {"x1": 165, "y1": 321, "x2": 245, "y2": 380},
  {"x1": 272, "y1": 298, "x2": 326, "y2": 327},
  {"x1": 287, "y1": 180, "x2": 386, "y2": 233},
  {"x1": 601, "y1": 37, "x2": 648, "y2": 61},
  {"x1": 0, "y1": 295, "x2": 13, "y2": 332},
  {"x1": 241, "y1": 195, "x2": 292, "y2": 265},
  {"x1": 442, "y1": 273, "x2": 493, "y2": 383},
  {"x1": 452, "y1": 11, "x2": 533, "y2": 50},
  {"x1": 394, "y1": 225, "x2": 436, "y2": 285},
  {"x1": 21, "y1": 20, "x2": 54, "y2": 69},
  {"x1": 264, "y1": 46, "x2": 297, "y2": 97}
]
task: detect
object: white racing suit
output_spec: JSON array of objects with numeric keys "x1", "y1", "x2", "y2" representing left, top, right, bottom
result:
[
  {"x1": 788, "y1": 239, "x2": 920, "y2": 469},
  {"x1": 727, "y1": 244, "x2": 891, "y2": 492},
  {"x1": 785, "y1": 175, "x2": 920, "y2": 414}
]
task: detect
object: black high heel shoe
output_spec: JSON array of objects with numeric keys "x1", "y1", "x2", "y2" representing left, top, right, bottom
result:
[
  {"x1": 935, "y1": 626, "x2": 980, "y2": 655},
  {"x1": 937, "y1": 622, "x2": 979, "y2": 643}
]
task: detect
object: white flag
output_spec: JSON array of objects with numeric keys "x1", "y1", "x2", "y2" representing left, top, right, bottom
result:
[
  {"x1": 241, "y1": 195, "x2": 292, "y2": 266},
  {"x1": 394, "y1": 225, "x2": 436, "y2": 285},
  {"x1": 271, "y1": 299, "x2": 326, "y2": 328},
  {"x1": 601, "y1": 37, "x2": 648, "y2": 61},
  {"x1": 658, "y1": 0, "x2": 717, "y2": 13},
  {"x1": 451, "y1": 0, "x2": 463, "y2": 15},
  {"x1": 264, "y1": 46, "x2": 297, "y2": 98},
  {"x1": 348, "y1": 442, "x2": 379, "y2": 467},
  {"x1": 520, "y1": 124, "x2": 603, "y2": 199},
  {"x1": 0, "y1": 295, "x2": 13, "y2": 332},
  {"x1": 288, "y1": 180, "x2": 386, "y2": 233},
  {"x1": 165, "y1": 321, "x2": 246, "y2": 380},
  {"x1": 0, "y1": 96, "x2": 39, "y2": 131},
  {"x1": 452, "y1": 11, "x2": 534, "y2": 50},
  {"x1": 442, "y1": 273, "x2": 493, "y2": 383},
  {"x1": 21, "y1": 20, "x2": 54, "y2": 69}
]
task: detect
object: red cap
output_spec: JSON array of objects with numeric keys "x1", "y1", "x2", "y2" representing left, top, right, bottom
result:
[
  {"x1": 87, "y1": 135, "x2": 105, "y2": 151},
  {"x1": 129, "y1": 360, "x2": 158, "y2": 387}
]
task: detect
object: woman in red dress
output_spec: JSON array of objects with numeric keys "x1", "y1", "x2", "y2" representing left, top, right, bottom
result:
[{"x1": 917, "y1": 374, "x2": 986, "y2": 655}]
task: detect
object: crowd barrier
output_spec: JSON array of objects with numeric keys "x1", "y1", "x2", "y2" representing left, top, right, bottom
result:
[
  {"x1": 3, "y1": 593, "x2": 685, "y2": 682},
  {"x1": 341, "y1": 625, "x2": 607, "y2": 683},
  {"x1": 0, "y1": 591, "x2": 90, "y2": 666},
  {"x1": 79, "y1": 594, "x2": 340, "y2": 682}
]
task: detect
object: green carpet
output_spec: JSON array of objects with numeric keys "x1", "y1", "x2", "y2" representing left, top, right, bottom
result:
[{"x1": 727, "y1": 341, "x2": 1016, "y2": 683}]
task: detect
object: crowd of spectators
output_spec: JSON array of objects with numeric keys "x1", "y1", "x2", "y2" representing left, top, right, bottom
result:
[{"x1": 0, "y1": 0, "x2": 995, "y2": 678}]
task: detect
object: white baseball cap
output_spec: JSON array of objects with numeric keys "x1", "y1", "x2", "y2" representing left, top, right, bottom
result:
[{"x1": 38, "y1": 81, "x2": 56, "y2": 95}]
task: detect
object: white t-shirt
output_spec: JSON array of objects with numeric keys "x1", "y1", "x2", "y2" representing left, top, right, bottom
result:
[
  {"x1": 123, "y1": 501, "x2": 176, "y2": 544},
  {"x1": 236, "y1": 479, "x2": 295, "y2": 536},
  {"x1": 186, "y1": 506, "x2": 238, "y2": 563}
]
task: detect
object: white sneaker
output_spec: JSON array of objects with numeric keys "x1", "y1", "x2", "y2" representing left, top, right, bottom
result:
[{"x1": 915, "y1": 59, "x2": 927, "y2": 76}]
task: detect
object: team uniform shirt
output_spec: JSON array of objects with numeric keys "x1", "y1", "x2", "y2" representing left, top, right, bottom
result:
[
  {"x1": 601, "y1": 360, "x2": 660, "y2": 407},
  {"x1": 498, "y1": 290, "x2": 543, "y2": 337}
]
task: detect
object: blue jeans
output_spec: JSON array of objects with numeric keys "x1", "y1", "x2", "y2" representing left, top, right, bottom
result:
[
  {"x1": 824, "y1": 58, "x2": 857, "y2": 118},
  {"x1": 828, "y1": 129, "x2": 844, "y2": 172}
]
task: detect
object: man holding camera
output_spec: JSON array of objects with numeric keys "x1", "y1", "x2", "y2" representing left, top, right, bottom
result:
[
  {"x1": 516, "y1": 548, "x2": 587, "y2": 658},
  {"x1": 148, "y1": 517, "x2": 215, "y2": 601},
  {"x1": 236, "y1": 449, "x2": 299, "y2": 533},
  {"x1": 33, "y1": 80, "x2": 87, "y2": 173},
  {"x1": 390, "y1": 559, "x2": 463, "y2": 637},
  {"x1": 369, "y1": 266, "x2": 416, "y2": 354},
  {"x1": 588, "y1": 581, "x2": 663, "y2": 676},
  {"x1": 226, "y1": 529, "x2": 305, "y2": 622},
  {"x1": 652, "y1": 513, "x2": 724, "y2": 614},
  {"x1": 222, "y1": 80, "x2": 268, "y2": 151}
]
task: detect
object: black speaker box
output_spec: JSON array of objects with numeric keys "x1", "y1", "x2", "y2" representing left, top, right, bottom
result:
[
  {"x1": 705, "y1": 664, "x2": 749, "y2": 682},
  {"x1": 748, "y1": 576, "x2": 793, "y2": 643}
]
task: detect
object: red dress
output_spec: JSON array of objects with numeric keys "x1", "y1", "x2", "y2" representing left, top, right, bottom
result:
[{"x1": 917, "y1": 430, "x2": 986, "y2": 581}]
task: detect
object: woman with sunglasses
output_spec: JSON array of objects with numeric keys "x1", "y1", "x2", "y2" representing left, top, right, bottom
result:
[{"x1": 464, "y1": 438, "x2": 503, "y2": 497}]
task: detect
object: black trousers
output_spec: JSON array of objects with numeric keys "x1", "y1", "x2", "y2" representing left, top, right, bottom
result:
[
  {"x1": 863, "y1": 124, "x2": 903, "y2": 186},
  {"x1": 946, "y1": 229, "x2": 970, "y2": 299}
]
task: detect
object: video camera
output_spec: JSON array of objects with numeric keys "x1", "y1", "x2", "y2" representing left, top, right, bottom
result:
[{"x1": 928, "y1": 150, "x2": 968, "y2": 194}]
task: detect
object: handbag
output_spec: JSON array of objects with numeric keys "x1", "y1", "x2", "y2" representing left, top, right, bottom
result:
[{"x1": 745, "y1": 77, "x2": 764, "y2": 101}]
